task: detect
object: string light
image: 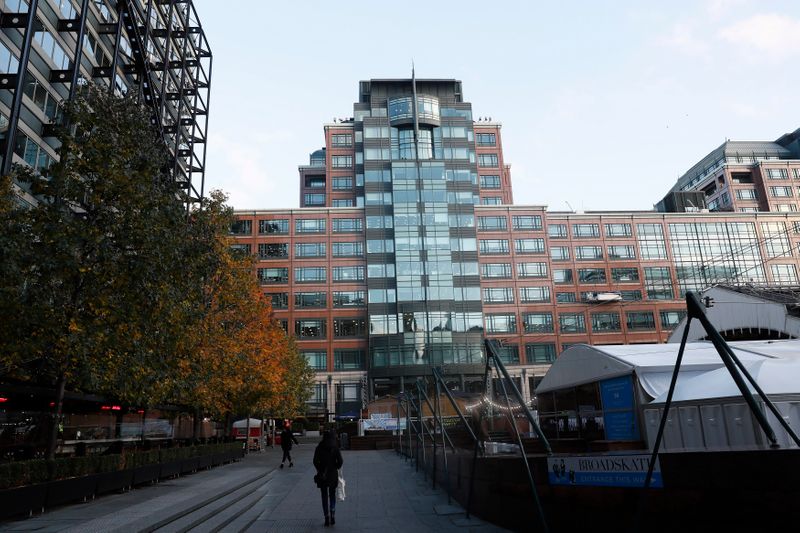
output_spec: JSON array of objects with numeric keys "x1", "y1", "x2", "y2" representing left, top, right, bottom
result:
[{"x1": 463, "y1": 395, "x2": 536, "y2": 413}]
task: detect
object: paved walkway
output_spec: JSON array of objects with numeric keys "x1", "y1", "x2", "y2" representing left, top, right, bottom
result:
[{"x1": 0, "y1": 440, "x2": 506, "y2": 532}]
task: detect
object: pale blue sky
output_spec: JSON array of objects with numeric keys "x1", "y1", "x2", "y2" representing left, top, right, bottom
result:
[{"x1": 195, "y1": 0, "x2": 800, "y2": 211}]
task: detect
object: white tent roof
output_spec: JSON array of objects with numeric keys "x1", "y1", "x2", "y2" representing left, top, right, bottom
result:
[
  {"x1": 232, "y1": 418, "x2": 263, "y2": 427},
  {"x1": 534, "y1": 341, "x2": 773, "y2": 398},
  {"x1": 651, "y1": 344, "x2": 800, "y2": 403}
]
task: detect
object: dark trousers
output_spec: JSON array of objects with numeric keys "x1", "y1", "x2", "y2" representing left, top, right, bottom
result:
[
  {"x1": 281, "y1": 449, "x2": 291, "y2": 463},
  {"x1": 320, "y1": 485, "x2": 336, "y2": 516}
]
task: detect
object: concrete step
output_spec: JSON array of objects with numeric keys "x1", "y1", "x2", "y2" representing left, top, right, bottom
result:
[{"x1": 185, "y1": 485, "x2": 267, "y2": 533}]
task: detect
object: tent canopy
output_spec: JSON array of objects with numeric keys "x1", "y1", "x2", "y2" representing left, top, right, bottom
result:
[
  {"x1": 534, "y1": 341, "x2": 775, "y2": 398},
  {"x1": 232, "y1": 418, "x2": 263, "y2": 428}
]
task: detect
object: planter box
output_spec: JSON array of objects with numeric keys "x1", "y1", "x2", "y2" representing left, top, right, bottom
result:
[
  {"x1": 0, "y1": 483, "x2": 47, "y2": 520},
  {"x1": 159, "y1": 460, "x2": 182, "y2": 479},
  {"x1": 132, "y1": 464, "x2": 160, "y2": 486},
  {"x1": 211, "y1": 453, "x2": 225, "y2": 466},
  {"x1": 95, "y1": 469, "x2": 134, "y2": 495},
  {"x1": 197, "y1": 454, "x2": 212, "y2": 469},
  {"x1": 46, "y1": 474, "x2": 98, "y2": 507},
  {"x1": 180, "y1": 457, "x2": 198, "y2": 474}
]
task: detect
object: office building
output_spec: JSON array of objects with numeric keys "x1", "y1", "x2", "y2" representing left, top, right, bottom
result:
[
  {"x1": 1, "y1": 0, "x2": 212, "y2": 205},
  {"x1": 233, "y1": 78, "x2": 800, "y2": 419}
]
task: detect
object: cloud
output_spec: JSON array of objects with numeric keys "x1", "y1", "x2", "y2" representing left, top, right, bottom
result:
[
  {"x1": 659, "y1": 22, "x2": 711, "y2": 59},
  {"x1": 705, "y1": 0, "x2": 748, "y2": 18},
  {"x1": 718, "y1": 14, "x2": 800, "y2": 60}
]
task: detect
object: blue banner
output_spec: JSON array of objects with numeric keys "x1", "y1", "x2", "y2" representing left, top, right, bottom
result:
[{"x1": 599, "y1": 375, "x2": 639, "y2": 440}]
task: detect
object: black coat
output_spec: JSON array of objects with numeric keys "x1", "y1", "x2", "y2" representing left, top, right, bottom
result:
[
  {"x1": 313, "y1": 441, "x2": 343, "y2": 488},
  {"x1": 280, "y1": 429, "x2": 298, "y2": 450}
]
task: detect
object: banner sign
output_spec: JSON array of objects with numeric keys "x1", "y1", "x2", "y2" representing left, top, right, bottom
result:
[
  {"x1": 599, "y1": 375, "x2": 639, "y2": 441},
  {"x1": 547, "y1": 454, "x2": 662, "y2": 488},
  {"x1": 361, "y1": 417, "x2": 406, "y2": 431}
]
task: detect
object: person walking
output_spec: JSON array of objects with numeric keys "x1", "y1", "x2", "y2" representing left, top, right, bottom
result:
[
  {"x1": 279, "y1": 424, "x2": 299, "y2": 468},
  {"x1": 313, "y1": 430, "x2": 343, "y2": 527}
]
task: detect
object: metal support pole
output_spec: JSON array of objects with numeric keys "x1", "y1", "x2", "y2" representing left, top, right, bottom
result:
[
  {"x1": 2, "y1": 0, "x2": 40, "y2": 176},
  {"x1": 433, "y1": 367, "x2": 478, "y2": 443},
  {"x1": 435, "y1": 375, "x2": 451, "y2": 504},
  {"x1": 494, "y1": 358, "x2": 549, "y2": 533},
  {"x1": 486, "y1": 339, "x2": 552, "y2": 454},
  {"x1": 417, "y1": 381, "x2": 455, "y2": 451},
  {"x1": 418, "y1": 385, "x2": 426, "y2": 480},
  {"x1": 108, "y1": 2, "x2": 124, "y2": 94},
  {"x1": 466, "y1": 353, "x2": 491, "y2": 519},
  {"x1": 68, "y1": 0, "x2": 91, "y2": 100}
]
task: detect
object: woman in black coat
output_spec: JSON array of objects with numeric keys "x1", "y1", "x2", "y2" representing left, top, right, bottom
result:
[{"x1": 313, "y1": 430, "x2": 343, "y2": 526}]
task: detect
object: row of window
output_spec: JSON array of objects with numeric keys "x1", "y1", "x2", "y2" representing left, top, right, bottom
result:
[
  {"x1": 547, "y1": 223, "x2": 635, "y2": 239},
  {"x1": 268, "y1": 291, "x2": 365, "y2": 309},
  {"x1": 302, "y1": 349, "x2": 364, "y2": 371},
  {"x1": 294, "y1": 318, "x2": 367, "y2": 339},
  {"x1": 477, "y1": 215, "x2": 543, "y2": 231},
  {"x1": 258, "y1": 266, "x2": 365, "y2": 284},
  {"x1": 232, "y1": 218, "x2": 364, "y2": 235},
  {"x1": 485, "y1": 310, "x2": 685, "y2": 334},
  {"x1": 479, "y1": 239, "x2": 638, "y2": 260}
]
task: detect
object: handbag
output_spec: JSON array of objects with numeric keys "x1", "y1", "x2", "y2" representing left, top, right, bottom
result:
[
  {"x1": 313, "y1": 472, "x2": 323, "y2": 485},
  {"x1": 336, "y1": 468, "x2": 346, "y2": 501}
]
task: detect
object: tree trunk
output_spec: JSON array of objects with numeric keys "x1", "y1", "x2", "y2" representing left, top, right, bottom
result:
[{"x1": 46, "y1": 374, "x2": 67, "y2": 461}]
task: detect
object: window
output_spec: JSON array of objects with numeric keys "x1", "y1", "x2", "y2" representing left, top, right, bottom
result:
[
  {"x1": 637, "y1": 224, "x2": 667, "y2": 260},
  {"x1": 365, "y1": 192, "x2": 392, "y2": 205},
  {"x1": 578, "y1": 268, "x2": 606, "y2": 283},
  {"x1": 334, "y1": 318, "x2": 367, "y2": 337},
  {"x1": 620, "y1": 290, "x2": 642, "y2": 301},
  {"x1": 259, "y1": 219, "x2": 289, "y2": 234},
  {"x1": 364, "y1": 126, "x2": 389, "y2": 139},
  {"x1": 517, "y1": 262, "x2": 548, "y2": 278},
  {"x1": 332, "y1": 155, "x2": 352, "y2": 168},
  {"x1": 550, "y1": 246, "x2": 570, "y2": 261},
  {"x1": 333, "y1": 266, "x2": 365, "y2": 282},
  {"x1": 767, "y1": 168, "x2": 789, "y2": 180},
  {"x1": 771, "y1": 264, "x2": 799, "y2": 284},
  {"x1": 485, "y1": 314, "x2": 517, "y2": 333},
  {"x1": 556, "y1": 292, "x2": 576, "y2": 303},
  {"x1": 365, "y1": 169, "x2": 391, "y2": 183},
  {"x1": 607, "y1": 245, "x2": 636, "y2": 260},
  {"x1": 294, "y1": 267, "x2": 326, "y2": 283},
  {"x1": 23, "y1": 73, "x2": 62, "y2": 121},
  {"x1": 777, "y1": 204, "x2": 798, "y2": 212},
  {"x1": 332, "y1": 199, "x2": 352, "y2": 207},
  {"x1": 515, "y1": 238, "x2": 545, "y2": 254},
  {"x1": 513, "y1": 215, "x2": 543, "y2": 230},
  {"x1": 644, "y1": 267, "x2": 674, "y2": 300},
  {"x1": 736, "y1": 189, "x2": 758, "y2": 200},
  {"x1": 573, "y1": 224, "x2": 600, "y2": 238},
  {"x1": 258, "y1": 267, "x2": 288, "y2": 284},
  {"x1": 303, "y1": 351, "x2": 327, "y2": 371},
  {"x1": 554, "y1": 269, "x2": 573, "y2": 284},
  {"x1": 332, "y1": 177, "x2": 353, "y2": 190},
  {"x1": 479, "y1": 239, "x2": 510, "y2": 254},
  {"x1": 660, "y1": 310, "x2": 687, "y2": 330},
  {"x1": 367, "y1": 264, "x2": 395, "y2": 278},
  {"x1": 295, "y1": 242, "x2": 326, "y2": 258},
  {"x1": 370, "y1": 314, "x2": 399, "y2": 335},
  {"x1": 591, "y1": 312, "x2": 621, "y2": 332},
  {"x1": 336, "y1": 382, "x2": 361, "y2": 402},
  {"x1": 559, "y1": 313, "x2": 586, "y2": 333},
  {"x1": 483, "y1": 287, "x2": 514, "y2": 304},
  {"x1": 365, "y1": 147, "x2": 390, "y2": 160},
  {"x1": 548, "y1": 224, "x2": 568, "y2": 239},
  {"x1": 332, "y1": 242, "x2": 363, "y2": 257},
  {"x1": 476, "y1": 132, "x2": 496, "y2": 146},
  {"x1": 523, "y1": 313, "x2": 553, "y2": 333},
  {"x1": 295, "y1": 319, "x2": 326, "y2": 339},
  {"x1": 331, "y1": 134, "x2": 352, "y2": 147},
  {"x1": 519, "y1": 286, "x2": 551, "y2": 303},
  {"x1": 230, "y1": 220, "x2": 252, "y2": 235},
  {"x1": 494, "y1": 345, "x2": 520, "y2": 365},
  {"x1": 478, "y1": 216, "x2": 508, "y2": 231},
  {"x1": 259, "y1": 243, "x2": 288, "y2": 259},
  {"x1": 309, "y1": 383, "x2": 327, "y2": 405},
  {"x1": 295, "y1": 219, "x2": 326, "y2": 233},
  {"x1": 295, "y1": 292, "x2": 326, "y2": 308},
  {"x1": 480, "y1": 175, "x2": 501, "y2": 189},
  {"x1": 482, "y1": 263, "x2": 512, "y2": 278},
  {"x1": 304, "y1": 193, "x2": 325, "y2": 206},
  {"x1": 334, "y1": 350, "x2": 364, "y2": 370},
  {"x1": 333, "y1": 291, "x2": 365, "y2": 307},
  {"x1": 230, "y1": 243, "x2": 251, "y2": 256},
  {"x1": 611, "y1": 267, "x2": 639, "y2": 282},
  {"x1": 761, "y1": 222, "x2": 792, "y2": 258},
  {"x1": 770, "y1": 186, "x2": 792, "y2": 197},
  {"x1": 333, "y1": 218, "x2": 363, "y2": 233},
  {"x1": 626, "y1": 311, "x2": 656, "y2": 331},
  {"x1": 478, "y1": 153, "x2": 499, "y2": 167},
  {"x1": 576, "y1": 246, "x2": 603, "y2": 260},
  {"x1": 481, "y1": 197, "x2": 502, "y2": 205},
  {"x1": 526, "y1": 344, "x2": 556, "y2": 363},
  {"x1": 605, "y1": 223, "x2": 632, "y2": 237},
  {"x1": 368, "y1": 288, "x2": 396, "y2": 303},
  {"x1": 306, "y1": 177, "x2": 325, "y2": 188},
  {"x1": 267, "y1": 292, "x2": 288, "y2": 309},
  {"x1": 366, "y1": 239, "x2": 394, "y2": 253},
  {"x1": 732, "y1": 172, "x2": 754, "y2": 184}
]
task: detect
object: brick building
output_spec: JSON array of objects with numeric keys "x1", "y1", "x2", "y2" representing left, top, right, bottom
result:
[{"x1": 233, "y1": 78, "x2": 800, "y2": 420}]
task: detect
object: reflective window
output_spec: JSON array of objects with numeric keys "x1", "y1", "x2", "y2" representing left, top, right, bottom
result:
[
  {"x1": 332, "y1": 155, "x2": 352, "y2": 168},
  {"x1": 294, "y1": 267, "x2": 326, "y2": 283},
  {"x1": 553, "y1": 269, "x2": 573, "y2": 284},
  {"x1": 295, "y1": 243, "x2": 326, "y2": 258},
  {"x1": 637, "y1": 223, "x2": 667, "y2": 260},
  {"x1": 295, "y1": 319, "x2": 326, "y2": 338},
  {"x1": 257, "y1": 268, "x2": 288, "y2": 284},
  {"x1": 549, "y1": 224, "x2": 568, "y2": 239},
  {"x1": 481, "y1": 197, "x2": 502, "y2": 205},
  {"x1": 611, "y1": 267, "x2": 639, "y2": 282},
  {"x1": 573, "y1": 224, "x2": 600, "y2": 238},
  {"x1": 476, "y1": 132, "x2": 496, "y2": 146},
  {"x1": 479, "y1": 239, "x2": 510, "y2": 254},
  {"x1": 304, "y1": 194, "x2": 325, "y2": 206},
  {"x1": 513, "y1": 215, "x2": 543, "y2": 230},
  {"x1": 523, "y1": 313, "x2": 553, "y2": 333},
  {"x1": 230, "y1": 220, "x2": 252, "y2": 235},
  {"x1": 303, "y1": 351, "x2": 327, "y2": 371},
  {"x1": 333, "y1": 218, "x2": 363, "y2": 233},
  {"x1": 478, "y1": 216, "x2": 507, "y2": 231},
  {"x1": 517, "y1": 262, "x2": 548, "y2": 278},
  {"x1": 478, "y1": 154, "x2": 499, "y2": 167},
  {"x1": 607, "y1": 245, "x2": 636, "y2": 260},
  {"x1": 559, "y1": 313, "x2": 586, "y2": 333},
  {"x1": 295, "y1": 292, "x2": 326, "y2": 308},
  {"x1": 480, "y1": 175, "x2": 501, "y2": 189},
  {"x1": 515, "y1": 238, "x2": 545, "y2": 254},
  {"x1": 556, "y1": 292, "x2": 576, "y2": 303},
  {"x1": 485, "y1": 314, "x2": 517, "y2": 333},
  {"x1": 267, "y1": 292, "x2": 288, "y2": 309},
  {"x1": 368, "y1": 288, "x2": 396, "y2": 303},
  {"x1": 333, "y1": 291, "x2": 366, "y2": 307},
  {"x1": 660, "y1": 310, "x2": 687, "y2": 330},
  {"x1": 332, "y1": 199, "x2": 353, "y2": 207},
  {"x1": 605, "y1": 223, "x2": 632, "y2": 238},
  {"x1": 519, "y1": 286, "x2": 551, "y2": 303},
  {"x1": 591, "y1": 312, "x2": 621, "y2": 332},
  {"x1": 771, "y1": 264, "x2": 798, "y2": 284},
  {"x1": 620, "y1": 290, "x2": 642, "y2": 301},
  {"x1": 334, "y1": 318, "x2": 367, "y2": 337},
  {"x1": 332, "y1": 177, "x2": 353, "y2": 190},
  {"x1": 551, "y1": 247, "x2": 570, "y2": 261},
  {"x1": 295, "y1": 219, "x2": 326, "y2": 233},
  {"x1": 333, "y1": 266, "x2": 365, "y2": 282},
  {"x1": 332, "y1": 242, "x2": 363, "y2": 257},
  {"x1": 259, "y1": 219, "x2": 289, "y2": 234},
  {"x1": 483, "y1": 287, "x2": 514, "y2": 304},
  {"x1": 575, "y1": 246, "x2": 603, "y2": 260},
  {"x1": 331, "y1": 134, "x2": 353, "y2": 147},
  {"x1": 626, "y1": 311, "x2": 656, "y2": 331},
  {"x1": 578, "y1": 268, "x2": 606, "y2": 283},
  {"x1": 258, "y1": 243, "x2": 288, "y2": 259},
  {"x1": 481, "y1": 263, "x2": 511, "y2": 278},
  {"x1": 526, "y1": 344, "x2": 556, "y2": 363},
  {"x1": 334, "y1": 350, "x2": 364, "y2": 370},
  {"x1": 644, "y1": 267, "x2": 674, "y2": 300}
]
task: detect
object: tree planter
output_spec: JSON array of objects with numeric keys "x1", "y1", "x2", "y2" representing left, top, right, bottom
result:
[
  {"x1": 95, "y1": 469, "x2": 134, "y2": 495},
  {"x1": 0, "y1": 483, "x2": 47, "y2": 520},
  {"x1": 180, "y1": 457, "x2": 198, "y2": 474},
  {"x1": 211, "y1": 453, "x2": 224, "y2": 466},
  {"x1": 46, "y1": 475, "x2": 98, "y2": 507},
  {"x1": 132, "y1": 464, "x2": 160, "y2": 486},
  {"x1": 197, "y1": 454, "x2": 212, "y2": 469},
  {"x1": 159, "y1": 460, "x2": 182, "y2": 479}
]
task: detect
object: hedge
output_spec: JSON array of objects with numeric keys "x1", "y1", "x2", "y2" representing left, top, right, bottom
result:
[{"x1": 0, "y1": 442, "x2": 242, "y2": 490}]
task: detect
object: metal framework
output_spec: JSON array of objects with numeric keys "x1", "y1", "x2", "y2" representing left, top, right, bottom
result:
[{"x1": 0, "y1": 0, "x2": 212, "y2": 205}]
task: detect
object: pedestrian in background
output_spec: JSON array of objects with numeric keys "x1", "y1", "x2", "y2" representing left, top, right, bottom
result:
[
  {"x1": 279, "y1": 423, "x2": 299, "y2": 468},
  {"x1": 313, "y1": 430, "x2": 343, "y2": 527}
]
